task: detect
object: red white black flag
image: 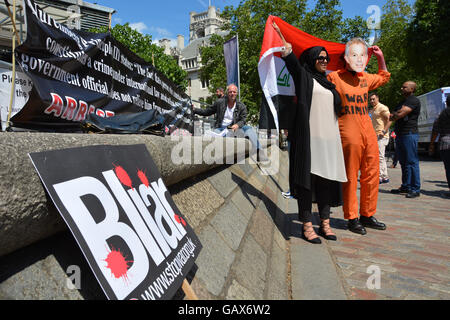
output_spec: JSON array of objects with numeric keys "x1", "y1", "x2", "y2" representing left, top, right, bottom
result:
[{"x1": 258, "y1": 16, "x2": 347, "y2": 131}]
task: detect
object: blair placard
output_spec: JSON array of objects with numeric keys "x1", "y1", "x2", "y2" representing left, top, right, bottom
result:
[{"x1": 29, "y1": 144, "x2": 202, "y2": 300}]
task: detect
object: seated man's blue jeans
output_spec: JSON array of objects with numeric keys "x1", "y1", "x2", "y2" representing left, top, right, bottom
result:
[
  {"x1": 397, "y1": 132, "x2": 421, "y2": 193},
  {"x1": 214, "y1": 125, "x2": 261, "y2": 151}
]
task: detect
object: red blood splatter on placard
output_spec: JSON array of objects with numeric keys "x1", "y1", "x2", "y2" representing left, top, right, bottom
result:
[
  {"x1": 104, "y1": 247, "x2": 133, "y2": 283},
  {"x1": 137, "y1": 169, "x2": 149, "y2": 187},
  {"x1": 113, "y1": 163, "x2": 133, "y2": 190},
  {"x1": 174, "y1": 214, "x2": 187, "y2": 226}
]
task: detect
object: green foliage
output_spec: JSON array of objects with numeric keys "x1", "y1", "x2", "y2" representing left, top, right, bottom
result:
[
  {"x1": 199, "y1": 34, "x2": 227, "y2": 95},
  {"x1": 406, "y1": 0, "x2": 450, "y2": 92},
  {"x1": 301, "y1": 0, "x2": 343, "y2": 42},
  {"x1": 90, "y1": 23, "x2": 187, "y2": 89},
  {"x1": 340, "y1": 16, "x2": 370, "y2": 43},
  {"x1": 365, "y1": 0, "x2": 450, "y2": 110}
]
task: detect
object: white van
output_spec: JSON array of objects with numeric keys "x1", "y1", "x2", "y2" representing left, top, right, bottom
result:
[{"x1": 417, "y1": 87, "x2": 450, "y2": 152}]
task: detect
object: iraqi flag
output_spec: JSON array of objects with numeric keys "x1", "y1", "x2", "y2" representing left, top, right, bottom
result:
[{"x1": 258, "y1": 16, "x2": 347, "y2": 131}]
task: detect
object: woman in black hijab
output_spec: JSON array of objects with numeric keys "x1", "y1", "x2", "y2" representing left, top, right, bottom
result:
[{"x1": 273, "y1": 22, "x2": 347, "y2": 244}]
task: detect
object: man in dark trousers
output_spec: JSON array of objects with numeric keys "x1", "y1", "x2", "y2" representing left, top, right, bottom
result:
[
  {"x1": 390, "y1": 81, "x2": 421, "y2": 198},
  {"x1": 193, "y1": 84, "x2": 267, "y2": 161}
]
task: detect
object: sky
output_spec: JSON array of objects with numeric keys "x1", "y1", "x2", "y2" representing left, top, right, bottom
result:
[{"x1": 91, "y1": 0, "x2": 415, "y2": 47}]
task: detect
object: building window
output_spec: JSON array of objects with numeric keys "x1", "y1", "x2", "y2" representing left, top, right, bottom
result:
[
  {"x1": 201, "y1": 79, "x2": 209, "y2": 89},
  {"x1": 186, "y1": 59, "x2": 196, "y2": 69}
]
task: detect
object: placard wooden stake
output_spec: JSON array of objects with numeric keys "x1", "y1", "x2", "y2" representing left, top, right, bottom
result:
[
  {"x1": 182, "y1": 279, "x2": 198, "y2": 300},
  {"x1": 6, "y1": 0, "x2": 20, "y2": 46}
]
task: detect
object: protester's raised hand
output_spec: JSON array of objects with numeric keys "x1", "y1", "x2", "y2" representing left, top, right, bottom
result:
[
  {"x1": 371, "y1": 45, "x2": 388, "y2": 71},
  {"x1": 272, "y1": 21, "x2": 281, "y2": 34},
  {"x1": 371, "y1": 45, "x2": 384, "y2": 58},
  {"x1": 272, "y1": 22, "x2": 292, "y2": 57}
]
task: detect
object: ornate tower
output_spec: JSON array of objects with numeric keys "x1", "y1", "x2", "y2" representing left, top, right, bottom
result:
[{"x1": 189, "y1": 6, "x2": 224, "y2": 42}]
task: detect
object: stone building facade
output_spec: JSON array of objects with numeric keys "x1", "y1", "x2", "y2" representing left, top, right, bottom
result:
[{"x1": 159, "y1": 6, "x2": 228, "y2": 108}]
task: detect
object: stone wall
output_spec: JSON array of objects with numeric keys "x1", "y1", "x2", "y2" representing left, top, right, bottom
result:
[{"x1": 172, "y1": 154, "x2": 290, "y2": 299}]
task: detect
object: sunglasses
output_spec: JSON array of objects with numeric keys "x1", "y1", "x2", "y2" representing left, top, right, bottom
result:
[{"x1": 316, "y1": 56, "x2": 330, "y2": 62}]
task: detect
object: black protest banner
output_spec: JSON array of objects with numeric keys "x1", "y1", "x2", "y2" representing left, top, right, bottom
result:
[
  {"x1": 12, "y1": 0, "x2": 193, "y2": 134},
  {"x1": 29, "y1": 144, "x2": 202, "y2": 300}
]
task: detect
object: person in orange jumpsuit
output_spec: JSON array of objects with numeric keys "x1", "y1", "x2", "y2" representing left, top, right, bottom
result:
[{"x1": 327, "y1": 38, "x2": 390, "y2": 235}]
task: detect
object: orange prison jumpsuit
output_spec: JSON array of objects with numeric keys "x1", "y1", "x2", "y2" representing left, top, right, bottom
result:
[{"x1": 327, "y1": 70, "x2": 391, "y2": 219}]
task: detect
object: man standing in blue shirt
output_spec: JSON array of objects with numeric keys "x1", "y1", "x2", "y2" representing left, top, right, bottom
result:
[{"x1": 390, "y1": 81, "x2": 421, "y2": 198}]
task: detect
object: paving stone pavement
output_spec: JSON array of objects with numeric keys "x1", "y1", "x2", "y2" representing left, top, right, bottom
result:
[{"x1": 285, "y1": 157, "x2": 450, "y2": 300}]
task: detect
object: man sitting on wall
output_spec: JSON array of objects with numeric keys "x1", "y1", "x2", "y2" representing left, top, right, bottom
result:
[{"x1": 193, "y1": 84, "x2": 267, "y2": 162}]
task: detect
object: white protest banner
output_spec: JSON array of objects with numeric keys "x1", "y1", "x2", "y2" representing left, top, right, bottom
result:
[{"x1": 0, "y1": 66, "x2": 32, "y2": 131}]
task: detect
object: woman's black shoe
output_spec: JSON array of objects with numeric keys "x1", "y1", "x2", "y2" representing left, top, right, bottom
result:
[
  {"x1": 318, "y1": 219, "x2": 337, "y2": 241},
  {"x1": 302, "y1": 231, "x2": 322, "y2": 244},
  {"x1": 318, "y1": 227, "x2": 337, "y2": 241},
  {"x1": 347, "y1": 218, "x2": 367, "y2": 235},
  {"x1": 302, "y1": 224, "x2": 322, "y2": 244}
]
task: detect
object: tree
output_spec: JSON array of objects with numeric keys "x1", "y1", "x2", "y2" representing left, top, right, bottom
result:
[
  {"x1": 301, "y1": 0, "x2": 344, "y2": 42},
  {"x1": 340, "y1": 16, "x2": 370, "y2": 43},
  {"x1": 407, "y1": 0, "x2": 450, "y2": 92},
  {"x1": 91, "y1": 23, "x2": 187, "y2": 89},
  {"x1": 199, "y1": 34, "x2": 227, "y2": 101},
  {"x1": 368, "y1": 0, "x2": 449, "y2": 109}
]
